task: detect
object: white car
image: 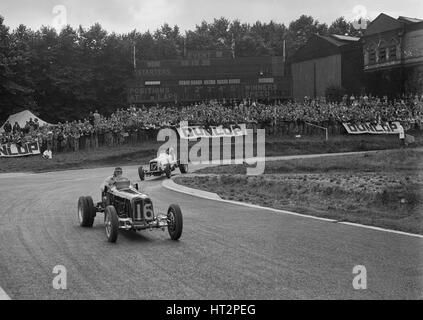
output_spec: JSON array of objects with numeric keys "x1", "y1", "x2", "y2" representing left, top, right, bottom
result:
[{"x1": 138, "y1": 149, "x2": 188, "y2": 180}]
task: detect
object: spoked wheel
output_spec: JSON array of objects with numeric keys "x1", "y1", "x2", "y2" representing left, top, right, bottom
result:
[
  {"x1": 179, "y1": 163, "x2": 188, "y2": 174},
  {"x1": 167, "y1": 204, "x2": 183, "y2": 240},
  {"x1": 78, "y1": 196, "x2": 95, "y2": 227},
  {"x1": 165, "y1": 164, "x2": 172, "y2": 179},
  {"x1": 104, "y1": 206, "x2": 119, "y2": 243}
]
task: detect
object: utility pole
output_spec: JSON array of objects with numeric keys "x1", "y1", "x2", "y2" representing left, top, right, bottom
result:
[{"x1": 133, "y1": 44, "x2": 137, "y2": 71}]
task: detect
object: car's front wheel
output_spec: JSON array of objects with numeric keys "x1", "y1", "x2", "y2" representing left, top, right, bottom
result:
[
  {"x1": 78, "y1": 196, "x2": 95, "y2": 227},
  {"x1": 167, "y1": 204, "x2": 183, "y2": 240},
  {"x1": 104, "y1": 206, "x2": 119, "y2": 243},
  {"x1": 165, "y1": 164, "x2": 172, "y2": 179}
]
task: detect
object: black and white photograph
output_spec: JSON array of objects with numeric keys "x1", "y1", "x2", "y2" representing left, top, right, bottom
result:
[{"x1": 0, "y1": 0, "x2": 422, "y2": 306}]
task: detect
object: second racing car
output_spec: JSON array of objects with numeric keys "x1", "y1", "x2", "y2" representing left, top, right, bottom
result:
[{"x1": 138, "y1": 147, "x2": 188, "y2": 180}]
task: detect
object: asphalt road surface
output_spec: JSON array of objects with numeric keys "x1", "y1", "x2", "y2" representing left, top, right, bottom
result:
[{"x1": 0, "y1": 165, "x2": 422, "y2": 299}]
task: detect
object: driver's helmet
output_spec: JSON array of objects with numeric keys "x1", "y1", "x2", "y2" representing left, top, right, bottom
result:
[
  {"x1": 113, "y1": 167, "x2": 123, "y2": 178},
  {"x1": 166, "y1": 148, "x2": 170, "y2": 155}
]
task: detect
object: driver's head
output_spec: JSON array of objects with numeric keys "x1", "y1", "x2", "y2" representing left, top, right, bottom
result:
[
  {"x1": 113, "y1": 167, "x2": 123, "y2": 178},
  {"x1": 166, "y1": 148, "x2": 170, "y2": 155}
]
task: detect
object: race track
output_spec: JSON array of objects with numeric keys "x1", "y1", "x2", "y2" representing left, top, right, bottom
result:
[{"x1": 0, "y1": 165, "x2": 422, "y2": 299}]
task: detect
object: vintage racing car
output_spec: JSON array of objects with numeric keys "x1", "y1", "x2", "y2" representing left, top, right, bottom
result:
[
  {"x1": 138, "y1": 148, "x2": 188, "y2": 180},
  {"x1": 77, "y1": 180, "x2": 183, "y2": 243}
]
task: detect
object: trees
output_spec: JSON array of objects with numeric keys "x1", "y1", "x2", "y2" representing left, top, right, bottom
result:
[
  {"x1": 328, "y1": 17, "x2": 362, "y2": 37},
  {"x1": 286, "y1": 15, "x2": 328, "y2": 57},
  {"x1": 0, "y1": 17, "x2": 35, "y2": 122}
]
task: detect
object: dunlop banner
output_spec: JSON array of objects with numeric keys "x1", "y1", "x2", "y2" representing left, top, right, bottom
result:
[
  {"x1": 343, "y1": 122, "x2": 402, "y2": 134},
  {"x1": 0, "y1": 141, "x2": 41, "y2": 157},
  {"x1": 178, "y1": 124, "x2": 247, "y2": 139}
]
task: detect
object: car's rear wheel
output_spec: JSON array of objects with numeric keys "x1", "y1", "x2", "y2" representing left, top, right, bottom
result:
[
  {"x1": 104, "y1": 206, "x2": 119, "y2": 243},
  {"x1": 167, "y1": 204, "x2": 183, "y2": 240},
  {"x1": 138, "y1": 167, "x2": 145, "y2": 181},
  {"x1": 78, "y1": 196, "x2": 94, "y2": 227},
  {"x1": 165, "y1": 164, "x2": 172, "y2": 179}
]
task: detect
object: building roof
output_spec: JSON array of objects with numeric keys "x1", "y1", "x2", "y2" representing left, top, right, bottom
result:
[
  {"x1": 364, "y1": 13, "x2": 423, "y2": 36},
  {"x1": 398, "y1": 16, "x2": 423, "y2": 24},
  {"x1": 315, "y1": 34, "x2": 360, "y2": 47},
  {"x1": 292, "y1": 34, "x2": 361, "y2": 63},
  {"x1": 330, "y1": 34, "x2": 361, "y2": 42}
]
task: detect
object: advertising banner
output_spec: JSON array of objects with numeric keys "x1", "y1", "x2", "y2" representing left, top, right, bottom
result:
[
  {"x1": 0, "y1": 141, "x2": 41, "y2": 157},
  {"x1": 178, "y1": 124, "x2": 247, "y2": 139},
  {"x1": 343, "y1": 122, "x2": 402, "y2": 134}
]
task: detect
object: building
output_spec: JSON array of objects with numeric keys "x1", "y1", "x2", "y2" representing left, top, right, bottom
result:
[
  {"x1": 362, "y1": 13, "x2": 423, "y2": 96},
  {"x1": 291, "y1": 34, "x2": 363, "y2": 101},
  {"x1": 127, "y1": 50, "x2": 291, "y2": 104}
]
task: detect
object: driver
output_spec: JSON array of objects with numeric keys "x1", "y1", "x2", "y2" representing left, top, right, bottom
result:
[
  {"x1": 165, "y1": 147, "x2": 176, "y2": 162},
  {"x1": 100, "y1": 167, "x2": 130, "y2": 192}
]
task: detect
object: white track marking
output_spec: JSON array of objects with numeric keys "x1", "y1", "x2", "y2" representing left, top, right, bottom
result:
[
  {"x1": 0, "y1": 286, "x2": 11, "y2": 300},
  {"x1": 337, "y1": 222, "x2": 423, "y2": 239}
]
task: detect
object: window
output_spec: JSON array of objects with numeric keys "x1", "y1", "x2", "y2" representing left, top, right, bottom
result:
[
  {"x1": 389, "y1": 41, "x2": 397, "y2": 60},
  {"x1": 369, "y1": 48, "x2": 376, "y2": 64},
  {"x1": 378, "y1": 47, "x2": 387, "y2": 62}
]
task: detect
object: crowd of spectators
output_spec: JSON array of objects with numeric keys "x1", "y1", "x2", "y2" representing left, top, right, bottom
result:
[{"x1": 1, "y1": 94, "x2": 422, "y2": 153}]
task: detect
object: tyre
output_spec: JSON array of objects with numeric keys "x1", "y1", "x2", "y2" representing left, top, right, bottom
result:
[
  {"x1": 78, "y1": 196, "x2": 94, "y2": 227},
  {"x1": 167, "y1": 204, "x2": 183, "y2": 240},
  {"x1": 104, "y1": 206, "x2": 119, "y2": 243},
  {"x1": 138, "y1": 166, "x2": 145, "y2": 181},
  {"x1": 165, "y1": 164, "x2": 171, "y2": 179},
  {"x1": 179, "y1": 163, "x2": 188, "y2": 174},
  {"x1": 85, "y1": 196, "x2": 96, "y2": 218}
]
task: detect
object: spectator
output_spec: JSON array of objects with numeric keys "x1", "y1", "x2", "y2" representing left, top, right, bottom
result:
[
  {"x1": 33, "y1": 118, "x2": 40, "y2": 130},
  {"x1": 12, "y1": 121, "x2": 21, "y2": 134},
  {"x1": 88, "y1": 111, "x2": 95, "y2": 126},
  {"x1": 42, "y1": 147, "x2": 53, "y2": 159},
  {"x1": 3, "y1": 120, "x2": 12, "y2": 134},
  {"x1": 94, "y1": 110, "x2": 101, "y2": 124}
]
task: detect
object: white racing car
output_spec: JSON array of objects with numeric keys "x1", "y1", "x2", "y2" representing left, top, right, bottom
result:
[{"x1": 138, "y1": 148, "x2": 188, "y2": 180}]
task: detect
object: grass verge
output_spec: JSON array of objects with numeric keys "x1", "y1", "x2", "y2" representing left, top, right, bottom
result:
[{"x1": 175, "y1": 148, "x2": 423, "y2": 234}]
